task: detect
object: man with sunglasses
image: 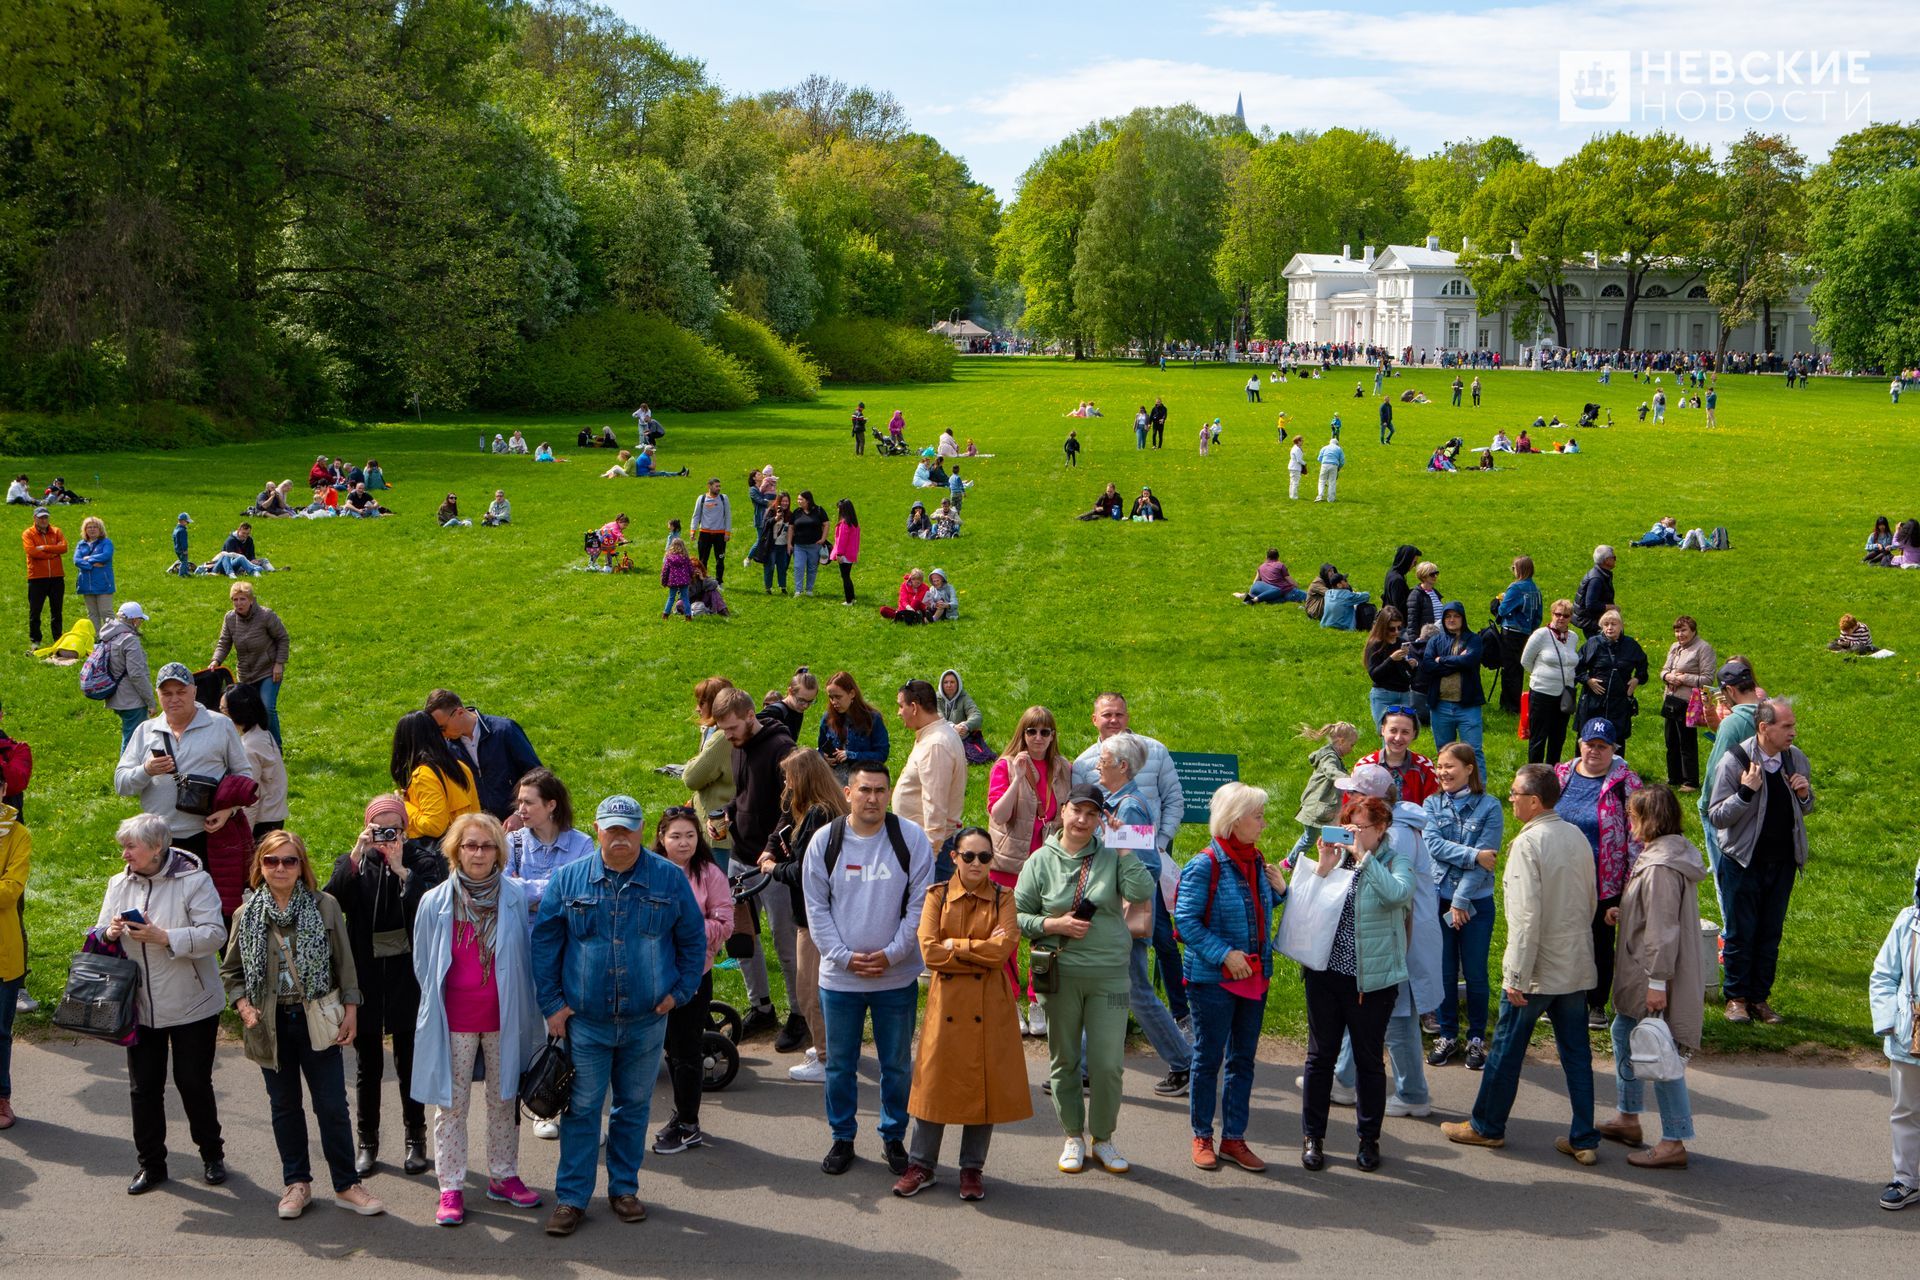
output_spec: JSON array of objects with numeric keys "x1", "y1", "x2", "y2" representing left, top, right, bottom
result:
[
  {"x1": 323, "y1": 794, "x2": 440, "y2": 1177},
  {"x1": 425, "y1": 689, "x2": 542, "y2": 823}
]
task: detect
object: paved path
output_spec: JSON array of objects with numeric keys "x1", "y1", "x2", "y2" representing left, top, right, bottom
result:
[{"x1": 0, "y1": 1035, "x2": 1912, "y2": 1275}]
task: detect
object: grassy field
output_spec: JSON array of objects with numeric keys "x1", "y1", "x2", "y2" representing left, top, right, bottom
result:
[{"x1": 5, "y1": 357, "x2": 1916, "y2": 1053}]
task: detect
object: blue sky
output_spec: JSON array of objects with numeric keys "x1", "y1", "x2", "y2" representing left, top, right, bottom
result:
[{"x1": 626, "y1": 1, "x2": 1916, "y2": 200}]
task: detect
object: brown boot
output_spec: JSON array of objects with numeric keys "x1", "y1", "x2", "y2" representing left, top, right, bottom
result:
[{"x1": 1597, "y1": 1117, "x2": 1645, "y2": 1147}]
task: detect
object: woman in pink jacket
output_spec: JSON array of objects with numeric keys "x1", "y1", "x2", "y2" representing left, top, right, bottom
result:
[
  {"x1": 829, "y1": 500, "x2": 861, "y2": 605},
  {"x1": 653, "y1": 807, "x2": 733, "y2": 1154}
]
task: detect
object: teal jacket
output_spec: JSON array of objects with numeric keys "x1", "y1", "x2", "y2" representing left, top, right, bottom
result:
[{"x1": 1342, "y1": 841, "x2": 1417, "y2": 994}]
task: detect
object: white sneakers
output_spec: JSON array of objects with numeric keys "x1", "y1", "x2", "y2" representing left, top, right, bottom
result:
[
  {"x1": 1296, "y1": 1074, "x2": 1357, "y2": 1106},
  {"x1": 788, "y1": 1048, "x2": 826, "y2": 1083},
  {"x1": 1027, "y1": 1003, "x2": 1048, "y2": 1037},
  {"x1": 1057, "y1": 1137, "x2": 1086, "y2": 1173},
  {"x1": 1385, "y1": 1097, "x2": 1433, "y2": 1118},
  {"x1": 1090, "y1": 1140, "x2": 1130, "y2": 1174},
  {"x1": 534, "y1": 1118, "x2": 561, "y2": 1140}
]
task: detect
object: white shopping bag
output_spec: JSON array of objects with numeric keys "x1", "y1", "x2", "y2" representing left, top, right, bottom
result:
[{"x1": 1274, "y1": 863, "x2": 1355, "y2": 972}]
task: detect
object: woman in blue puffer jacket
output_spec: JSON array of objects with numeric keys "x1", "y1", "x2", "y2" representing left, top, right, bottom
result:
[{"x1": 73, "y1": 515, "x2": 116, "y2": 631}]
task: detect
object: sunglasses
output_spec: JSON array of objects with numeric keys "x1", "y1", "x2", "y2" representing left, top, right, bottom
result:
[
  {"x1": 1383, "y1": 705, "x2": 1418, "y2": 719},
  {"x1": 260, "y1": 855, "x2": 302, "y2": 869},
  {"x1": 955, "y1": 851, "x2": 993, "y2": 865},
  {"x1": 661, "y1": 804, "x2": 698, "y2": 820},
  {"x1": 1024, "y1": 726, "x2": 1054, "y2": 737}
]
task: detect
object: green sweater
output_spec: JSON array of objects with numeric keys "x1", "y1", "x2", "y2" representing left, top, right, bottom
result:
[{"x1": 1014, "y1": 835, "x2": 1155, "y2": 973}]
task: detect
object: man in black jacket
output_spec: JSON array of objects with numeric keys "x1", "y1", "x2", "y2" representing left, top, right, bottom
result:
[
  {"x1": 717, "y1": 688, "x2": 801, "y2": 1044},
  {"x1": 1574, "y1": 546, "x2": 1616, "y2": 639},
  {"x1": 1147, "y1": 397, "x2": 1168, "y2": 449},
  {"x1": 426, "y1": 689, "x2": 543, "y2": 821}
]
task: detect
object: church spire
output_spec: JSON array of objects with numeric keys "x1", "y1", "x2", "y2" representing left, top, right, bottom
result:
[{"x1": 1234, "y1": 93, "x2": 1246, "y2": 129}]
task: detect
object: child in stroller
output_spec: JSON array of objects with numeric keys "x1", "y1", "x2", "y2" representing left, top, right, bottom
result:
[{"x1": 871, "y1": 427, "x2": 910, "y2": 457}]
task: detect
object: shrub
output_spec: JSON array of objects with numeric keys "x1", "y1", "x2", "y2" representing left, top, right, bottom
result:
[
  {"x1": 0, "y1": 402, "x2": 352, "y2": 456},
  {"x1": 710, "y1": 311, "x2": 821, "y2": 401},
  {"x1": 798, "y1": 318, "x2": 955, "y2": 384},
  {"x1": 485, "y1": 309, "x2": 755, "y2": 412}
]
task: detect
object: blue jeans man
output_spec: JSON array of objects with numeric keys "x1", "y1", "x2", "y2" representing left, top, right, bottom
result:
[
  {"x1": 557, "y1": 1013, "x2": 670, "y2": 1210},
  {"x1": 1246, "y1": 582, "x2": 1307, "y2": 604},
  {"x1": 821, "y1": 985, "x2": 919, "y2": 1145},
  {"x1": 1465, "y1": 989, "x2": 1597, "y2": 1149}
]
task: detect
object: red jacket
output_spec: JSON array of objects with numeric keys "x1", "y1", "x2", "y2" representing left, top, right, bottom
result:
[
  {"x1": 898, "y1": 577, "x2": 929, "y2": 612},
  {"x1": 1354, "y1": 748, "x2": 1441, "y2": 805},
  {"x1": 204, "y1": 773, "x2": 262, "y2": 916},
  {"x1": 23, "y1": 524, "x2": 67, "y2": 579}
]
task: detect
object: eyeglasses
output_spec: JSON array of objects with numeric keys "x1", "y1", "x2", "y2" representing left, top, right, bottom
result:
[
  {"x1": 955, "y1": 851, "x2": 993, "y2": 865},
  {"x1": 260, "y1": 855, "x2": 302, "y2": 869},
  {"x1": 1024, "y1": 726, "x2": 1054, "y2": 737},
  {"x1": 457, "y1": 840, "x2": 498, "y2": 853}
]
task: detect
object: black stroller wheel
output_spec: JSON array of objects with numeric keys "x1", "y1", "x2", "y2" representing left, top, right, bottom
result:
[
  {"x1": 700, "y1": 1031, "x2": 740, "y2": 1092},
  {"x1": 707, "y1": 1000, "x2": 744, "y2": 1043}
]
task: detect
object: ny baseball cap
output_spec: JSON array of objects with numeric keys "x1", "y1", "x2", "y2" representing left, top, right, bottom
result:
[
  {"x1": 594, "y1": 795, "x2": 644, "y2": 830},
  {"x1": 1579, "y1": 717, "x2": 1618, "y2": 743}
]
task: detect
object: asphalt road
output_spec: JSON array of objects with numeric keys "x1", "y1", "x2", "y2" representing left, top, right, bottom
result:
[{"x1": 0, "y1": 1033, "x2": 1912, "y2": 1277}]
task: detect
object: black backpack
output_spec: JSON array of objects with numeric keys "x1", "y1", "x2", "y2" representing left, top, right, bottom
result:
[
  {"x1": 1477, "y1": 624, "x2": 1505, "y2": 670},
  {"x1": 823, "y1": 813, "x2": 916, "y2": 919}
]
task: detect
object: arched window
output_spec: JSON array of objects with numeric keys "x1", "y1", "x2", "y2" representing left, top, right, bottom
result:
[
  {"x1": 1601, "y1": 283, "x2": 1625, "y2": 298},
  {"x1": 1686, "y1": 285, "x2": 1709, "y2": 299},
  {"x1": 1440, "y1": 278, "x2": 1471, "y2": 297},
  {"x1": 1644, "y1": 285, "x2": 1669, "y2": 298},
  {"x1": 1562, "y1": 283, "x2": 1583, "y2": 298}
]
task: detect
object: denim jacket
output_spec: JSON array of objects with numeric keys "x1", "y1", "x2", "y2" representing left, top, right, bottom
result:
[
  {"x1": 507, "y1": 825, "x2": 598, "y2": 916},
  {"x1": 531, "y1": 851, "x2": 707, "y2": 1022},
  {"x1": 1496, "y1": 578, "x2": 1542, "y2": 633},
  {"x1": 1421, "y1": 789, "x2": 1503, "y2": 910}
]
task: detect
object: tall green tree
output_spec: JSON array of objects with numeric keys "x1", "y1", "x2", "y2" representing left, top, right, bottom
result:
[
  {"x1": 1408, "y1": 136, "x2": 1531, "y2": 244},
  {"x1": 1457, "y1": 160, "x2": 1580, "y2": 348},
  {"x1": 1806, "y1": 123, "x2": 1920, "y2": 371},
  {"x1": 995, "y1": 129, "x2": 1106, "y2": 355},
  {"x1": 1565, "y1": 130, "x2": 1716, "y2": 347},
  {"x1": 1703, "y1": 132, "x2": 1806, "y2": 360},
  {"x1": 1215, "y1": 134, "x2": 1314, "y2": 341},
  {"x1": 1303, "y1": 128, "x2": 1419, "y2": 250}
]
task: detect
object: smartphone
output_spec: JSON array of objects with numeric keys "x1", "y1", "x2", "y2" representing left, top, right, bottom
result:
[
  {"x1": 1319, "y1": 825, "x2": 1356, "y2": 847},
  {"x1": 150, "y1": 747, "x2": 168, "y2": 759},
  {"x1": 1070, "y1": 899, "x2": 1099, "y2": 921},
  {"x1": 120, "y1": 908, "x2": 146, "y2": 925}
]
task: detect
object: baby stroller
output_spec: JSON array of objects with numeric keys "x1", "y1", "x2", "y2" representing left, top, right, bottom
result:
[
  {"x1": 691, "y1": 868, "x2": 784, "y2": 1093},
  {"x1": 1578, "y1": 402, "x2": 1601, "y2": 428},
  {"x1": 872, "y1": 428, "x2": 910, "y2": 457}
]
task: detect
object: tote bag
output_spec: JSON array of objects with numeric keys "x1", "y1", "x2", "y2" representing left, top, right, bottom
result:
[{"x1": 1274, "y1": 863, "x2": 1356, "y2": 972}]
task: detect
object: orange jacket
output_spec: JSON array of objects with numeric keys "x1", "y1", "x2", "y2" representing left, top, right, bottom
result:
[{"x1": 22, "y1": 524, "x2": 67, "y2": 579}]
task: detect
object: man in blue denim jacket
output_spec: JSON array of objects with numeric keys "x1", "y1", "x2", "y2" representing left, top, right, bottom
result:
[{"x1": 531, "y1": 795, "x2": 706, "y2": 1235}]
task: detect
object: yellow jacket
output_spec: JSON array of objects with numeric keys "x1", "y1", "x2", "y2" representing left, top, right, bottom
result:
[
  {"x1": 404, "y1": 762, "x2": 479, "y2": 840},
  {"x1": 0, "y1": 803, "x2": 30, "y2": 982}
]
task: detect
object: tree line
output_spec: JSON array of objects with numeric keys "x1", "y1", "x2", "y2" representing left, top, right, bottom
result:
[
  {"x1": 0, "y1": 0, "x2": 999, "y2": 419},
  {"x1": 995, "y1": 109, "x2": 1920, "y2": 372}
]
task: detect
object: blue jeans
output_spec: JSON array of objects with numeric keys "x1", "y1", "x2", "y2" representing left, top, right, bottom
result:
[
  {"x1": 664, "y1": 585, "x2": 689, "y2": 616},
  {"x1": 259, "y1": 1005, "x2": 358, "y2": 1192},
  {"x1": 1333, "y1": 1005, "x2": 1430, "y2": 1106},
  {"x1": 117, "y1": 707, "x2": 146, "y2": 748},
  {"x1": 1247, "y1": 582, "x2": 1307, "y2": 604},
  {"x1": 763, "y1": 548, "x2": 790, "y2": 592},
  {"x1": 1135, "y1": 427, "x2": 1146, "y2": 449},
  {"x1": 794, "y1": 543, "x2": 823, "y2": 594},
  {"x1": 1187, "y1": 980, "x2": 1265, "y2": 1140},
  {"x1": 1430, "y1": 701, "x2": 1485, "y2": 779},
  {"x1": 1151, "y1": 898, "x2": 1188, "y2": 1022},
  {"x1": 0, "y1": 974, "x2": 19, "y2": 1098},
  {"x1": 256, "y1": 676, "x2": 283, "y2": 747},
  {"x1": 556, "y1": 1013, "x2": 669, "y2": 1209},
  {"x1": 1436, "y1": 897, "x2": 1496, "y2": 1040},
  {"x1": 821, "y1": 984, "x2": 918, "y2": 1142},
  {"x1": 1130, "y1": 938, "x2": 1191, "y2": 1071},
  {"x1": 1469, "y1": 989, "x2": 1596, "y2": 1147},
  {"x1": 1610, "y1": 1014, "x2": 1695, "y2": 1141}
]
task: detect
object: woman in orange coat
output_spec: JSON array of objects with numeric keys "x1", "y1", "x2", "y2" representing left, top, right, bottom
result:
[{"x1": 894, "y1": 827, "x2": 1030, "y2": 1202}]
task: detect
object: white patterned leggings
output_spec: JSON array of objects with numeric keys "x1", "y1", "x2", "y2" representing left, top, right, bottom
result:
[{"x1": 435, "y1": 1031, "x2": 518, "y2": 1192}]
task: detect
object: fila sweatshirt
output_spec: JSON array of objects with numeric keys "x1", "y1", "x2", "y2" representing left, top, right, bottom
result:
[{"x1": 801, "y1": 815, "x2": 935, "y2": 992}]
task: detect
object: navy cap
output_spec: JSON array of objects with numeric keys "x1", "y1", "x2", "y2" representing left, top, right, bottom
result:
[{"x1": 1579, "y1": 717, "x2": 1617, "y2": 744}]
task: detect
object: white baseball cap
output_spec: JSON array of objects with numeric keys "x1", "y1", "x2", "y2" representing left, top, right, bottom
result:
[{"x1": 117, "y1": 602, "x2": 149, "y2": 621}]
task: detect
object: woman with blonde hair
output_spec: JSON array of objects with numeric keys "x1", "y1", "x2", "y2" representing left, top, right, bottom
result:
[
  {"x1": 760, "y1": 748, "x2": 849, "y2": 1083},
  {"x1": 73, "y1": 514, "x2": 116, "y2": 629},
  {"x1": 987, "y1": 705, "x2": 1071, "y2": 1035},
  {"x1": 411, "y1": 813, "x2": 545, "y2": 1224}
]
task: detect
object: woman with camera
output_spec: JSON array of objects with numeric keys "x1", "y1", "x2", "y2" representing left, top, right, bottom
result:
[
  {"x1": 1015, "y1": 782, "x2": 1155, "y2": 1176},
  {"x1": 759, "y1": 749, "x2": 848, "y2": 1083},
  {"x1": 221, "y1": 831, "x2": 384, "y2": 1218},
  {"x1": 323, "y1": 794, "x2": 439, "y2": 1177},
  {"x1": 1295, "y1": 795, "x2": 1414, "y2": 1173},
  {"x1": 94, "y1": 812, "x2": 229, "y2": 1194},
  {"x1": 411, "y1": 813, "x2": 546, "y2": 1224}
]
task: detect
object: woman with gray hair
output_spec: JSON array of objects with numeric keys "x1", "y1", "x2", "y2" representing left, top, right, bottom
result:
[
  {"x1": 1094, "y1": 733, "x2": 1194, "y2": 1097},
  {"x1": 94, "y1": 812, "x2": 229, "y2": 1194},
  {"x1": 1174, "y1": 783, "x2": 1287, "y2": 1171},
  {"x1": 1574, "y1": 546, "x2": 1617, "y2": 640}
]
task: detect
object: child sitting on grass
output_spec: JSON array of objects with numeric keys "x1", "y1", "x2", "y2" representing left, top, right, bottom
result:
[
  {"x1": 1829, "y1": 613, "x2": 1875, "y2": 654},
  {"x1": 661, "y1": 537, "x2": 694, "y2": 619}
]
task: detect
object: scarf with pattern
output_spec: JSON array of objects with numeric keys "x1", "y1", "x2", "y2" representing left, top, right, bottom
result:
[
  {"x1": 453, "y1": 868, "x2": 503, "y2": 983},
  {"x1": 237, "y1": 883, "x2": 332, "y2": 1010}
]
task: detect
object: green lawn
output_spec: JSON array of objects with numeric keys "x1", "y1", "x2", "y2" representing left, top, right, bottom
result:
[{"x1": 5, "y1": 358, "x2": 1915, "y2": 1053}]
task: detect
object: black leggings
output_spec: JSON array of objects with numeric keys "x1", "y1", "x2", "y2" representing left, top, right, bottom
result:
[
  {"x1": 665, "y1": 971, "x2": 715, "y2": 1127},
  {"x1": 839, "y1": 561, "x2": 855, "y2": 603},
  {"x1": 697, "y1": 531, "x2": 727, "y2": 583}
]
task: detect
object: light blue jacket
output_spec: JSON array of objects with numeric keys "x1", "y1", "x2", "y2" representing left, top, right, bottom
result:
[
  {"x1": 1870, "y1": 859, "x2": 1920, "y2": 1066},
  {"x1": 410, "y1": 876, "x2": 546, "y2": 1107},
  {"x1": 507, "y1": 826, "x2": 596, "y2": 915},
  {"x1": 1391, "y1": 803, "x2": 1444, "y2": 1016},
  {"x1": 1317, "y1": 442, "x2": 1346, "y2": 468},
  {"x1": 1073, "y1": 735, "x2": 1184, "y2": 855},
  {"x1": 74, "y1": 536, "x2": 115, "y2": 595},
  {"x1": 1422, "y1": 788, "x2": 1502, "y2": 910}
]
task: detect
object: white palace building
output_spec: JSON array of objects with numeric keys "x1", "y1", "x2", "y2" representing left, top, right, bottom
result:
[{"x1": 1281, "y1": 237, "x2": 1824, "y2": 360}]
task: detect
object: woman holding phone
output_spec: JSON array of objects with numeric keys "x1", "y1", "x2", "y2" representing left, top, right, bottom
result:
[
  {"x1": 1296, "y1": 795, "x2": 1414, "y2": 1173},
  {"x1": 1015, "y1": 782, "x2": 1155, "y2": 1176}
]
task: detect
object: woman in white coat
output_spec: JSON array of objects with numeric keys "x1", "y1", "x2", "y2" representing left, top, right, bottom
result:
[{"x1": 411, "y1": 813, "x2": 546, "y2": 1226}]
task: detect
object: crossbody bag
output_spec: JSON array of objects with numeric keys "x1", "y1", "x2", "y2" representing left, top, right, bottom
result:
[
  {"x1": 275, "y1": 931, "x2": 347, "y2": 1047},
  {"x1": 1028, "y1": 852, "x2": 1098, "y2": 995}
]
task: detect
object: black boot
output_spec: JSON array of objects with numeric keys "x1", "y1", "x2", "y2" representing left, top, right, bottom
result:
[
  {"x1": 774, "y1": 1012, "x2": 810, "y2": 1054},
  {"x1": 403, "y1": 1123, "x2": 430, "y2": 1176},
  {"x1": 354, "y1": 1135, "x2": 377, "y2": 1177}
]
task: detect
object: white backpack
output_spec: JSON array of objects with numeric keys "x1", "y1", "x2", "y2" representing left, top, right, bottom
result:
[{"x1": 1629, "y1": 1015, "x2": 1687, "y2": 1082}]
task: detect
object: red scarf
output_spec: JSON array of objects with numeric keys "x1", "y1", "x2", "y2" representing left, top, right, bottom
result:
[{"x1": 1215, "y1": 834, "x2": 1268, "y2": 955}]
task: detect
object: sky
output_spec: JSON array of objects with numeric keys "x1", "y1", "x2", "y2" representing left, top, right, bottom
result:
[{"x1": 626, "y1": 1, "x2": 1918, "y2": 202}]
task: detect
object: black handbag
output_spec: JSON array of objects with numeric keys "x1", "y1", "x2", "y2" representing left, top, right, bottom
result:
[
  {"x1": 160, "y1": 734, "x2": 221, "y2": 817},
  {"x1": 518, "y1": 1035, "x2": 576, "y2": 1120},
  {"x1": 53, "y1": 947, "x2": 141, "y2": 1042}
]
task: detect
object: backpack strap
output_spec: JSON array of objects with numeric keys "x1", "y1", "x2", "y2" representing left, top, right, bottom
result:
[
  {"x1": 822, "y1": 815, "x2": 915, "y2": 920},
  {"x1": 1201, "y1": 846, "x2": 1224, "y2": 930}
]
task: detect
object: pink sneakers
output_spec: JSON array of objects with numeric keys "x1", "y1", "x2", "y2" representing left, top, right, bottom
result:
[
  {"x1": 436, "y1": 1190, "x2": 464, "y2": 1226},
  {"x1": 487, "y1": 1176, "x2": 541, "y2": 1209}
]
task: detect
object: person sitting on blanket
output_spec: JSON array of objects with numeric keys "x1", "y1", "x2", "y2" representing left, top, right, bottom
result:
[
  {"x1": 1491, "y1": 429, "x2": 1516, "y2": 453},
  {"x1": 931, "y1": 499, "x2": 962, "y2": 540},
  {"x1": 1829, "y1": 613, "x2": 1875, "y2": 654}
]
